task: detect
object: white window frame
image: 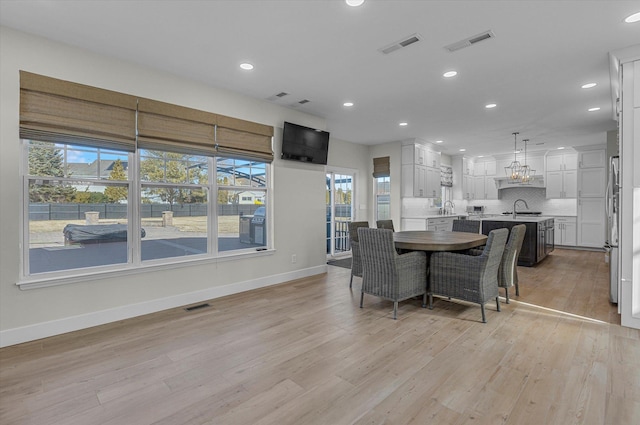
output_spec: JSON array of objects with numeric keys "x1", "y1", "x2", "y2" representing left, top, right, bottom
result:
[{"x1": 18, "y1": 140, "x2": 273, "y2": 289}]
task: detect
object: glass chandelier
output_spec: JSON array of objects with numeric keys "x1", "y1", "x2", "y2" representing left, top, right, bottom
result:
[
  {"x1": 504, "y1": 132, "x2": 522, "y2": 181},
  {"x1": 519, "y1": 138, "x2": 535, "y2": 184}
]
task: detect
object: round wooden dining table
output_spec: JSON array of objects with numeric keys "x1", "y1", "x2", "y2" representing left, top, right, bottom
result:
[{"x1": 393, "y1": 230, "x2": 487, "y2": 252}]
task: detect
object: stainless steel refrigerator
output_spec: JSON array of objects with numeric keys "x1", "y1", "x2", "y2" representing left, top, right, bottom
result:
[{"x1": 605, "y1": 156, "x2": 620, "y2": 304}]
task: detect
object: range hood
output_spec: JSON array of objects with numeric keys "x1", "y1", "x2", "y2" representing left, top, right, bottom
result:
[{"x1": 494, "y1": 175, "x2": 545, "y2": 190}]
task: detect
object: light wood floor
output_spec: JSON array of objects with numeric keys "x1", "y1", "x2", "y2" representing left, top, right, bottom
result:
[{"x1": 1, "y1": 249, "x2": 639, "y2": 425}]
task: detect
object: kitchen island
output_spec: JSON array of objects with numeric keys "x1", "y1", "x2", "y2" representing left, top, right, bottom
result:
[{"x1": 481, "y1": 216, "x2": 555, "y2": 266}]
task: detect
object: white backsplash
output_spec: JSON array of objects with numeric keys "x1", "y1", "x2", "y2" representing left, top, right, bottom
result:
[
  {"x1": 462, "y1": 187, "x2": 577, "y2": 216},
  {"x1": 403, "y1": 187, "x2": 577, "y2": 217}
]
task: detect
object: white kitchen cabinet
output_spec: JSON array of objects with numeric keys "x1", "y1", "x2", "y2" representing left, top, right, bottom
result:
[
  {"x1": 401, "y1": 218, "x2": 427, "y2": 231},
  {"x1": 578, "y1": 167, "x2": 606, "y2": 198},
  {"x1": 463, "y1": 174, "x2": 474, "y2": 200},
  {"x1": 425, "y1": 149, "x2": 441, "y2": 169},
  {"x1": 473, "y1": 176, "x2": 498, "y2": 200},
  {"x1": 462, "y1": 157, "x2": 472, "y2": 175},
  {"x1": 402, "y1": 164, "x2": 426, "y2": 197},
  {"x1": 473, "y1": 160, "x2": 496, "y2": 176},
  {"x1": 546, "y1": 152, "x2": 577, "y2": 171},
  {"x1": 554, "y1": 217, "x2": 577, "y2": 246},
  {"x1": 402, "y1": 143, "x2": 441, "y2": 198},
  {"x1": 426, "y1": 167, "x2": 440, "y2": 198},
  {"x1": 427, "y1": 217, "x2": 457, "y2": 232},
  {"x1": 402, "y1": 144, "x2": 426, "y2": 165},
  {"x1": 577, "y1": 198, "x2": 605, "y2": 247},
  {"x1": 578, "y1": 150, "x2": 605, "y2": 169},
  {"x1": 546, "y1": 169, "x2": 577, "y2": 198}
]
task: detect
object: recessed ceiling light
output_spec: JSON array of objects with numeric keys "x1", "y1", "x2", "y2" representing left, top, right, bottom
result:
[
  {"x1": 624, "y1": 12, "x2": 640, "y2": 23},
  {"x1": 459, "y1": 148, "x2": 466, "y2": 152},
  {"x1": 239, "y1": 63, "x2": 254, "y2": 70},
  {"x1": 581, "y1": 83, "x2": 597, "y2": 89},
  {"x1": 558, "y1": 146, "x2": 565, "y2": 150},
  {"x1": 435, "y1": 140, "x2": 444, "y2": 144},
  {"x1": 588, "y1": 107, "x2": 601, "y2": 112},
  {"x1": 343, "y1": 102, "x2": 354, "y2": 107},
  {"x1": 346, "y1": 0, "x2": 365, "y2": 6},
  {"x1": 485, "y1": 103, "x2": 497, "y2": 109},
  {"x1": 443, "y1": 71, "x2": 458, "y2": 78},
  {"x1": 399, "y1": 122, "x2": 408, "y2": 126},
  {"x1": 478, "y1": 155, "x2": 484, "y2": 158}
]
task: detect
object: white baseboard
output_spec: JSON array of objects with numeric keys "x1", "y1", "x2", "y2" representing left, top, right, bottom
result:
[{"x1": 0, "y1": 265, "x2": 327, "y2": 348}]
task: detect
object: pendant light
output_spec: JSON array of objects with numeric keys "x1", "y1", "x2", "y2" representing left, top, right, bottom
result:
[
  {"x1": 519, "y1": 138, "x2": 535, "y2": 184},
  {"x1": 504, "y1": 132, "x2": 522, "y2": 181}
]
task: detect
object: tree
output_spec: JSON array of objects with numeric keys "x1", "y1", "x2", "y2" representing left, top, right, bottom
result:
[
  {"x1": 140, "y1": 151, "x2": 208, "y2": 207},
  {"x1": 27, "y1": 141, "x2": 76, "y2": 203},
  {"x1": 104, "y1": 159, "x2": 128, "y2": 203}
]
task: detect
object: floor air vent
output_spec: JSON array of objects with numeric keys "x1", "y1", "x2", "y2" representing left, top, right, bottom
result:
[
  {"x1": 184, "y1": 303, "x2": 211, "y2": 312},
  {"x1": 445, "y1": 30, "x2": 495, "y2": 52},
  {"x1": 379, "y1": 33, "x2": 422, "y2": 55}
]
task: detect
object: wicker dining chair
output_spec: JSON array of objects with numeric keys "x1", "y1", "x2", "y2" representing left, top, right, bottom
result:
[
  {"x1": 348, "y1": 221, "x2": 370, "y2": 288},
  {"x1": 452, "y1": 219, "x2": 480, "y2": 233},
  {"x1": 358, "y1": 228, "x2": 427, "y2": 319},
  {"x1": 428, "y1": 228, "x2": 508, "y2": 323},
  {"x1": 498, "y1": 224, "x2": 526, "y2": 302},
  {"x1": 376, "y1": 219, "x2": 395, "y2": 231}
]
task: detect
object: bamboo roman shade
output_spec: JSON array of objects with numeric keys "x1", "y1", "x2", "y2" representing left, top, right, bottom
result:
[
  {"x1": 216, "y1": 115, "x2": 274, "y2": 162},
  {"x1": 137, "y1": 98, "x2": 217, "y2": 156},
  {"x1": 373, "y1": 156, "x2": 391, "y2": 178},
  {"x1": 19, "y1": 71, "x2": 138, "y2": 151},
  {"x1": 19, "y1": 71, "x2": 274, "y2": 161}
]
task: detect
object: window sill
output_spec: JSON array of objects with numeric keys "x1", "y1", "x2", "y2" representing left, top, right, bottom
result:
[{"x1": 17, "y1": 248, "x2": 276, "y2": 290}]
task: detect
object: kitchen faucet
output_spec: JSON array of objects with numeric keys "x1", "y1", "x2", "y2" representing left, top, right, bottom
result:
[
  {"x1": 443, "y1": 200, "x2": 455, "y2": 215},
  {"x1": 513, "y1": 199, "x2": 529, "y2": 219}
]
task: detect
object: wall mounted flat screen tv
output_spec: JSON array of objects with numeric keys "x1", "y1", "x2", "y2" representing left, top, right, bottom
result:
[{"x1": 281, "y1": 121, "x2": 330, "y2": 165}]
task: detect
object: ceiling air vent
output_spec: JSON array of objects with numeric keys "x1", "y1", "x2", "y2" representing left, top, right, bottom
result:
[
  {"x1": 298, "y1": 99, "x2": 310, "y2": 105},
  {"x1": 379, "y1": 33, "x2": 422, "y2": 55},
  {"x1": 444, "y1": 30, "x2": 495, "y2": 52},
  {"x1": 266, "y1": 91, "x2": 289, "y2": 101}
]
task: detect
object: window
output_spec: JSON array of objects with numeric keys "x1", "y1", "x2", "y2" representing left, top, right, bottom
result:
[
  {"x1": 375, "y1": 176, "x2": 390, "y2": 221},
  {"x1": 23, "y1": 140, "x2": 271, "y2": 279},
  {"x1": 140, "y1": 149, "x2": 210, "y2": 262},
  {"x1": 216, "y1": 157, "x2": 268, "y2": 252},
  {"x1": 25, "y1": 141, "x2": 132, "y2": 275},
  {"x1": 19, "y1": 71, "x2": 274, "y2": 283}
]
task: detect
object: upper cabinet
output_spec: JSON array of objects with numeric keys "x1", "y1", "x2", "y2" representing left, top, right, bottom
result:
[
  {"x1": 401, "y1": 142, "x2": 441, "y2": 198},
  {"x1": 578, "y1": 149, "x2": 606, "y2": 169},
  {"x1": 546, "y1": 152, "x2": 577, "y2": 171},
  {"x1": 545, "y1": 151, "x2": 578, "y2": 199},
  {"x1": 473, "y1": 160, "x2": 497, "y2": 176}
]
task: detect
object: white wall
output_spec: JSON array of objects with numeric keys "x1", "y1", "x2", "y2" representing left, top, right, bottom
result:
[
  {"x1": 327, "y1": 138, "x2": 371, "y2": 222},
  {"x1": 0, "y1": 27, "x2": 370, "y2": 346}
]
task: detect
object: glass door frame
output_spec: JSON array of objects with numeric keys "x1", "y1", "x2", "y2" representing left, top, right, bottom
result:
[{"x1": 326, "y1": 167, "x2": 357, "y2": 259}]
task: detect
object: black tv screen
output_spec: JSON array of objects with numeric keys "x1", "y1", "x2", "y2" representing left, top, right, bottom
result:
[{"x1": 281, "y1": 122, "x2": 330, "y2": 165}]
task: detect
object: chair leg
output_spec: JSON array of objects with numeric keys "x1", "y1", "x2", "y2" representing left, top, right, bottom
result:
[
  {"x1": 393, "y1": 301, "x2": 398, "y2": 320},
  {"x1": 505, "y1": 287, "x2": 510, "y2": 304},
  {"x1": 428, "y1": 293, "x2": 434, "y2": 310},
  {"x1": 359, "y1": 291, "x2": 364, "y2": 308},
  {"x1": 515, "y1": 281, "x2": 520, "y2": 296},
  {"x1": 349, "y1": 273, "x2": 353, "y2": 288},
  {"x1": 481, "y1": 304, "x2": 487, "y2": 323},
  {"x1": 496, "y1": 296, "x2": 501, "y2": 312},
  {"x1": 422, "y1": 293, "x2": 427, "y2": 308}
]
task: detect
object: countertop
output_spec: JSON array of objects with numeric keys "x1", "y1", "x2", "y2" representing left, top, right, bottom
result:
[
  {"x1": 402, "y1": 214, "x2": 468, "y2": 219},
  {"x1": 481, "y1": 216, "x2": 554, "y2": 223}
]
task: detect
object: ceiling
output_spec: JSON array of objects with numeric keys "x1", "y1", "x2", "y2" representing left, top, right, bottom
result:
[{"x1": 1, "y1": 1, "x2": 639, "y2": 158}]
